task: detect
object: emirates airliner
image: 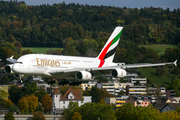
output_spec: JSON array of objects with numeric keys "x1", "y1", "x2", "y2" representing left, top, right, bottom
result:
[{"x1": 4, "y1": 27, "x2": 177, "y2": 80}]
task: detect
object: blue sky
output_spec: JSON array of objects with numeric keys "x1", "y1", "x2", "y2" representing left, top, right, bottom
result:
[{"x1": 15, "y1": 0, "x2": 180, "y2": 11}]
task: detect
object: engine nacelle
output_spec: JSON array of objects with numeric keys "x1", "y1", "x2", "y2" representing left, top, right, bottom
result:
[
  {"x1": 111, "y1": 68, "x2": 127, "y2": 78},
  {"x1": 4, "y1": 64, "x2": 14, "y2": 74},
  {"x1": 75, "y1": 71, "x2": 92, "y2": 80},
  {"x1": 14, "y1": 74, "x2": 20, "y2": 78}
]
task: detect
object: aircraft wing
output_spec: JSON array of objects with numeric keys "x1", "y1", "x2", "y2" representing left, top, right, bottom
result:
[
  {"x1": 119, "y1": 60, "x2": 177, "y2": 69},
  {"x1": 6, "y1": 55, "x2": 17, "y2": 63},
  {"x1": 48, "y1": 60, "x2": 177, "y2": 74}
]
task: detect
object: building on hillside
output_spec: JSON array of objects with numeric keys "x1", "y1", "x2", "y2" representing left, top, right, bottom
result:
[
  {"x1": 147, "y1": 87, "x2": 166, "y2": 96},
  {"x1": 10, "y1": 80, "x2": 24, "y2": 87},
  {"x1": 52, "y1": 87, "x2": 85, "y2": 110},
  {"x1": 115, "y1": 96, "x2": 128, "y2": 108},
  {"x1": 80, "y1": 80, "x2": 97, "y2": 90},
  {"x1": 97, "y1": 81, "x2": 134, "y2": 96},
  {"x1": 105, "y1": 96, "x2": 128, "y2": 108},
  {"x1": 126, "y1": 86, "x2": 147, "y2": 96},
  {"x1": 119, "y1": 83, "x2": 134, "y2": 90},
  {"x1": 36, "y1": 81, "x2": 50, "y2": 92},
  {"x1": 105, "y1": 97, "x2": 116, "y2": 105},
  {"x1": 130, "y1": 78, "x2": 147, "y2": 85},
  {"x1": 100, "y1": 81, "x2": 121, "y2": 95},
  {"x1": 125, "y1": 73, "x2": 147, "y2": 85},
  {"x1": 81, "y1": 96, "x2": 92, "y2": 105},
  {"x1": 103, "y1": 74, "x2": 121, "y2": 81},
  {"x1": 166, "y1": 90, "x2": 176, "y2": 97},
  {"x1": 32, "y1": 76, "x2": 44, "y2": 81},
  {"x1": 171, "y1": 97, "x2": 180, "y2": 103},
  {"x1": 125, "y1": 73, "x2": 138, "y2": 82}
]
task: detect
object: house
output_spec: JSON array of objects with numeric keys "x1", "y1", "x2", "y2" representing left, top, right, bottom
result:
[
  {"x1": 154, "y1": 97, "x2": 171, "y2": 104},
  {"x1": 126, "y1": 96, "x2": 138, "y2": 106},
  {"x1": 52, "y1": 87, "x2": 82, "y2": 109},
  {"x1": 154, "y1": 103, "x2": 180, "y2": 112},
  {"x1": 126, "y1": 96, "x2": 151, "y2": 107}
]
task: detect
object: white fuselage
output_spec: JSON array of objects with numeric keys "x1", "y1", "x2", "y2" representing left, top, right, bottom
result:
[{"x1": 12, "y1": 54, "x2": 115, "y2": 77}]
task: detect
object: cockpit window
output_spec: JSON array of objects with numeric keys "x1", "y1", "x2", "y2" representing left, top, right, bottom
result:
[{"x1": 16, "y1": 62, "x2": 23, "y2": 64}]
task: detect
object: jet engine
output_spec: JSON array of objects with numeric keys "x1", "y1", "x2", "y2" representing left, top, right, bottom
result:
[
  {"x1": 75, "y1": 71, "x2": 92, "y2": 80},
  {"x1": 111, "y1": 68, "x2": 127, "y2": 78},
  {"x1": 14, "y1": 74, "x2": 20, "y2": 78},
  {"x1": 4, "y1": 64, "x2": 14, "y2": 74}
]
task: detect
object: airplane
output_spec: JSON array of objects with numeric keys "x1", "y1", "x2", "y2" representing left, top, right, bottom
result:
[{"x1": 4, "y1": 26, "x2": 177, "y2": 81}]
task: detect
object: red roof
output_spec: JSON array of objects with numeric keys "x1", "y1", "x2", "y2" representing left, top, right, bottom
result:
[
  {"x1": 53, "y1": 88, "x2": 60, "y2": 94},
  {"x1": 60, "y1": 87, "x2": 81, "y2": 100}
]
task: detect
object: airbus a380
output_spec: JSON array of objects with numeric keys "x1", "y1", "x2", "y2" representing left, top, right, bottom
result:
[{"x1": 4, "y1": 27, "x2": 177, "y2": 80}]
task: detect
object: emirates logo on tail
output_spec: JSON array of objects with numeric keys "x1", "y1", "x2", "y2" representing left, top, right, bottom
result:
[{"x1": 98, "y1": 27, "x2": 123, "y2": 67}]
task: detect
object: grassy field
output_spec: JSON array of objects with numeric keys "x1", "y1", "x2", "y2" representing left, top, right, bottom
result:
[
  {"x1": 139, "y1": 44, "x2": 177, "y2": 54},
  {"x1": 138, "y1": 67, "x2": 172, "y2": 87},
  {"x1": 22, "y1": 47, "x2": 63, "y2": 54}
]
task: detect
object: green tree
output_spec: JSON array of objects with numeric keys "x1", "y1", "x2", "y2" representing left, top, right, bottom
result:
[
  {"x1": 4, "y1": 112, "x2": 15, "y2": 120},
  {"x1": 0, "y1": 46, "x2": 14, "y2": 63},
  {"x1": 32, "y1": 111, "x2": 45, "y2": 120},
  {"x1": 52, "y1": 49, "x2": 62, "y2": 55},
  {"x1": 41, "y1": 94, "x2": 53, "y2": 113},
  {"x1": 0, "y1": 74, "x2": 10, "y2": 85},
  {"x1": 27, "y1": 82, "x2": 38, "y2": 94},
  {"x1": 90, "y1": 86, "x2": 113, "y2": 103},
  {"x1": 21, "y1": 49, "x2": 32, "y2": 55},
  {"x1": 18, "y1": 94, "x2": 39, "y2": 114},
  {"x1": 114, "y1": 48, "x2": 135, "y2": 63},
  {"x1": 0, "y1": 89, "x2": 9, "y2": 99},
  {"x1": 9, "y1": 104, "x2": 18, "y2": 113},
  {"x1": 118, "y1": 90, "x2": 125, "y2": 96},
  {"x1": 156, "y1": 66, "x2": 167, "y2": 77},
  {"x1": 78, "y1": 103, "x2": 116, "y2": 120},
  {"x1": 35, "y1": 104, "x2": 44, "y2": 112},
  {"x1": 115, "y1": 103, "x2": 161, "y2": 120},
  {"x1": 13, "y1": 41, "x2": 22, "y2": 54},
  {"x1": 35, "y1": 90, "x2": 48, "y2": 103},
  {"x1": 99, "y1": 98, "x2": 106, "y2": 104},
  {"x1": 62, "y1": 102, "x2": 79, "y2": 120},
  {"x1": 134, "y1": 81, "x2": 141, "y2": 86},
  {"x1": 71, "y1": 111, "x2": 82, "y2": 120},
  {"x1": 62, "y1": 37, "x2": 76, "y2": 56}
]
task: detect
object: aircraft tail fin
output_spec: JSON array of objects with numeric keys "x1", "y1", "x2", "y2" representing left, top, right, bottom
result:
[{"x1": 97, "y1": 26, "x2": 123, "y2": 67}]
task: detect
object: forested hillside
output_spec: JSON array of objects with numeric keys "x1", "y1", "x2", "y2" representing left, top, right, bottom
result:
[{"x1": 0, "y1": 1, "x2": 180, "y2": 63}]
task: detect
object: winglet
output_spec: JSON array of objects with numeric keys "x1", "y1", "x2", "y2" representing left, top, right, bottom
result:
[
  {"x1": 6, "y1": 55, "x2": 16, "y2": 63},
  {"x1": 10, "y1": 55, "x2": 14, "y2": 59},
  {"x1": 174, "y1": 60, "x2": 177, "y2": 66}
]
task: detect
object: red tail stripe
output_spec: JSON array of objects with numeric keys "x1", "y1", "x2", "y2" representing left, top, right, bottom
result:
[
  {"x1": 98, "y1": 39, "x2": 113, "y2": 60},
  {"x1": 98, "y1": 60, "x2": 105, "y2": 67}
]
